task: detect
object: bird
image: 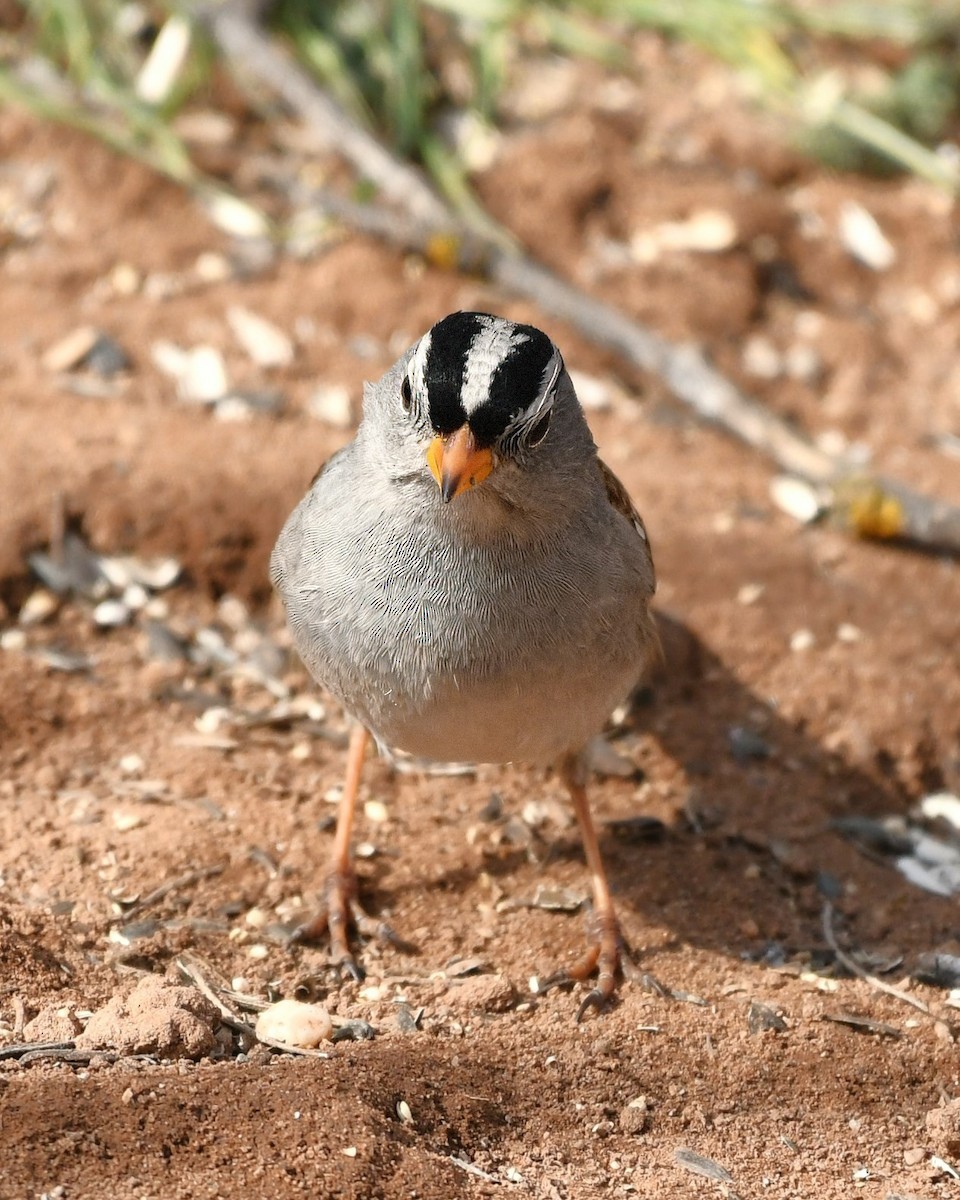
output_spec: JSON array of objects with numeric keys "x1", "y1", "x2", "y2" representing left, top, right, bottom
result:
[{"x1": 270, "y1": 311, "x2": 659, "y2": 1019}]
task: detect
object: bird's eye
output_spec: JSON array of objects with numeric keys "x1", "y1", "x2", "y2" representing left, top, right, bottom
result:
[
  {"x1": 526, "y1": 408, "x2": 552, "y2": 447},
  {"x1": 400, "y1": 375, "x2": 413, "y2": 412}
]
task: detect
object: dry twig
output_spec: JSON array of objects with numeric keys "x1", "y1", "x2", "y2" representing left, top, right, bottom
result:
[
  {"x1": 195, "y1": 1, "x2": 960, "y2": 556},
  {"x1": 822, "y1": 901, "x2": 930, "y2": 1016}
]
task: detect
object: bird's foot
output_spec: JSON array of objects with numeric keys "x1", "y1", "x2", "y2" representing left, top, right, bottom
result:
[
  {"x1": 288, "y1": 870, "x2": 413, "y2": 981},
  {"x1": 542, "y1": 909, "x2": 643, "y2": 1022}
]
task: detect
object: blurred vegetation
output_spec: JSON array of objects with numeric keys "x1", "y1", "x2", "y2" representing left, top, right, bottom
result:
[{"x1": 3, "y1": 0, "x2": 960, "y2": 220}]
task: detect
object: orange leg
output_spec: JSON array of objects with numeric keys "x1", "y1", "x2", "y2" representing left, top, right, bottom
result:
[
  {"x1": 550, "y1": 753, "x2": 637, "y2": 1021},
  {"x1": 291, "y1": 726, "x2": 408, "y2": 977}
]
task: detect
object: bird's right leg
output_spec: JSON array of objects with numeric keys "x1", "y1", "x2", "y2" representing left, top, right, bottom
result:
[{"x1": 290, "y1": 724, "x2": 407, "y2": 978}]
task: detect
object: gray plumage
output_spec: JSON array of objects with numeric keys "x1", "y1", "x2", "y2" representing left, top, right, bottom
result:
[{"x1": 271, "y1": 314, "x2": 657, "y2": 766}]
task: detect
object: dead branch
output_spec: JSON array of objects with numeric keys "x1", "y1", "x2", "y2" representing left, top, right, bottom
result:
[
  {"x1": 196, "y1": 1, "x2": 960, "y2": 557},
  {"x1": 821, "y1": 901, "x2": 930, "y2": 1016}
]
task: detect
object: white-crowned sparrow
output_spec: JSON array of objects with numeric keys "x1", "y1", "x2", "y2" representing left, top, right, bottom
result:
[{"x1": 271, "y1": 312, "x2": 658, "y2": 1018}]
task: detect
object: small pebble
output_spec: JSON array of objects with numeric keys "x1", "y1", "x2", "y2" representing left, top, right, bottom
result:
[
  {"x1": 194, "y1": 251, "x2": 233, "y2": 283},
  {"x1": 770, "y1": 475, "x2": 822, "y2": 524},
  {"x1": 227, "y1": 306, "x2": 294, "y2": 368},
  {"x1": 119, "y1": 753, "x2": 145, "y2": 776},
  {"x1": 839, "y1": 201, "x2": 896, "y2": 271},
  {"x1": 85, "y1": 333, "x2": 132, "y2": 377},
  {"x1": 903, "y1": 1147, "x2": 927, "y2": 1166},
  {"x1": 1, "y1": 628, "x2": 27, "y2": 652},
  {"x1": 93, "y1": 599, "x2": 131, "y2": 628},
  {"x1": 742, "y1": 335, "x2": 782, "y2": 380},
  {"x1": 42, "y1": 326, "x2": 99, "y2": 373},
  {"x1": 836, "y1": 623, "x2": 862, "y2": 643},
  {"x1": 19, "y1": 590, "x2": 59, "y2": 626},
  {"x1": 652, "y1": 208, "x2": 738, "y2": 254},
  {"x1": 254, "y1": 999, "x2": 333, "y2": 1047},
  {"x1": 619, "y1": 1097, "x2": 650, "y2": 1135},
  {"x1": 364, "y1": 799, "x2": 389, "y2": 824},
  {"x1": 737, "y1": 582, "x2": 764, "y2": 606},
  {"x1": 203, "y1": 192, "x2": 270, "y2": 239},
  {"x1": 784, "y1": 342, "x2": 822, "y2": 382},
  {"x1": 728, "y1": 726, "x2": 771, "y2": 762},
  {"x1": 308, "y1": 384, "x2": 353, "y2": 428},
  {"x1": 790, "y1": 629, "x2": 815, "y2": 652}
]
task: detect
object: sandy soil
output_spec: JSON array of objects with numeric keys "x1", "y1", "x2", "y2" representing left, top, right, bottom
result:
[{"x1": 1, "y1": 34, "x2": 960, "y2": 1200}]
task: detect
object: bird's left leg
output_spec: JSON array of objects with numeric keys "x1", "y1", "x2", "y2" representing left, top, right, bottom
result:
[{"x1": 548, "y1": 751, "x2": 639, "y2": 1021}]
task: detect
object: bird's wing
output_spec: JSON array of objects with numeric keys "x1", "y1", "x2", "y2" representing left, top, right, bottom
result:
[{"x1": 597, "y1": 457, "x2": 655, "y2": 589}]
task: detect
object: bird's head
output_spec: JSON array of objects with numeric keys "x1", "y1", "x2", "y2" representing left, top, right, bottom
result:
[{"x1": 385, "y1": 312, "x2": 571, "y2": 504}]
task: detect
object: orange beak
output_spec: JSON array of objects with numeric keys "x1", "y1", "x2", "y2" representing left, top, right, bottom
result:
[{"x1": 427, "y1": 426, "x2": 494, "y2": 503}]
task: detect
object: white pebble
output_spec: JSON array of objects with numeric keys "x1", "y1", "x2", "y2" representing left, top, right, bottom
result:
[
  {"x1": 43, "y1": 326, "x2": 99, "y2": 373},
  {"x1": 227, "y1": 306, "x2": 294, "y2": 368},
  {"x1": 203, "y1": 192, "x2": 270, "y2": 239},
  {"x1": 1, "y1": 628, "x2": 27, "y2": 651},
  {"x1": 194, "y1": 251, "x2": 232, "y2": 283},
  {"x1": 19, "y1": 590, "x2": 59, "y2": 626},
  {"x1": 308, "y1": 384, "x2": 353, "y2": 428},
  {"x1": 247, "y1": 943, "x2": 270, "y2": 960},
  {"x1": 112, "y1": 809, "x2": 145, "y2": 833},
  {"x1": 737, "y1": 583, "x2": 765, "y2": 606},
  {"x1": 920, "y1": 793, "x2": 960, "y2": 830},
  {"x1": 93, "y1": 599, "x2": 131, "y2": 628},
  {"x1": 790, "y1": 629, "x2": 815, "y2": 652},
  {"x1": 742, "y1": 335, "x2": 782, "y2": 380},
  {"x1": 184, "y1": 346, "x2": 229, "y2": 403},
  {"x1": 836, "y1": 623, "x2": 862, "y2": 643},
  {"x1": 839, "y1": 202, "x2": 896, "y2": 271},
  {"x1": 119, "y1": 753, "x2": 145, "y2": 776},
  {"x1": 194, "y1": 706, "x2": 233, "y2": 734},
  {"x1": 784, "y1": 343, "x2": 822, "y2": 382},
  {"x1": 254, "y1": 999, "x2": 333, "y2": 1047},
  {"x1": 122, "y1": 583, "x2": 150, "y2": 611},
  {"x1": 653, "y1": 208, "x2": 738, "y2": 254},
  {"x1": 364, "y1": 799, "x2": 390, "y2": 824},
  {"x1": 770, "y1": 475, "x2": 822, "y2": 524}
]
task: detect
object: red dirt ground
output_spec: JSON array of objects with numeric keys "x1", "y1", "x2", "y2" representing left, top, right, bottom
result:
[{"x1": 1, "y1": 35, "x2": 959, "y2": 1200}]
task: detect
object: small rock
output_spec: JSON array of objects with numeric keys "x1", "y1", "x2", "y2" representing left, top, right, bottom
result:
[
  {"x1": 76, "y1": 975, "x2": 219, "y2": 1060},
  {"x1": 737, "y1": 582, "x2": 764, "y2": 606},
  {"x1": 42, "y1": 326, "x2": 99, "y2": 373},
  {"x1": 728, "y1": 726, "x2": 771, "y2": 762},
  {"x1": 784, "y1": 342, "x2": 822, "y2": 382},
  {"x1": 308, "y1": 384, "x2": 353, "y2": 428},
  {"x1": 790, "y1": 629, "x2": 815, "y2": 653},
  {"x1": 153, "y1": 342, "x2": 228, "y2": 403},
  {"x1": 194, "y1": 251, "x2": 233, "y2": 283},
  {"x1": 227, "y1": 306, "x2": 294, "y2": 368},
  {"x1": 836, "y1": 622, "x2": 862, "y2": 643},
  {"x1": 839, "y1": 202, "x2": 896, "y2": 271},
  {"x1": 619, "y1": 1097, "x2": 650, "y2": 1135},
  {"x1": 651, "y1": 208, "x2": 738, "y2": 254},
  {"x1": 23, "y1": 1004, "x2": 83, "y2": 1043},
  {"x1": 920, "y1": 793, "x2": 960, "y2": 831},
  {"x1": 903, "y1": 1147, "x2": 927, "y2": 1166},
  {"x1": 926, "y1": 1098, "x2": 960, "y2": 1157},
  {"x1": 203, "y1": 192, "x2": 270, "y2": 240},
  {"x1": 254, "y1": 999, "x2": 333, "y2": 1047},
  {"x1": 585, "y1": 736, "x2": 638, "y2": 778},
  {"x1": 19, "y1": 589, "x2": 59, "y2": 626},
  {"x1": 742, "y1": 335, "x2": 782, "y2": 380},
  {"x1": 85, "y1": 333, "x2": 132, "y2": 377},
  {"x1": 747, "y1": 1000, "x2": 787, "y2": 1034},
  {"x1": 770, "y1": 475, "x2": 823, "y2": 524},
  {"x1": 448, "y1": 974, "x2": 517, "y2": 1013},
  {"x1": 92, "y1": 599, "x2": 131, "y2": 628}
]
